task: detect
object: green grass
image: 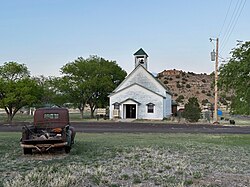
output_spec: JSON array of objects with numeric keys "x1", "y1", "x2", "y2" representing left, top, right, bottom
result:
[
  {"x1": 0, "y1": 133, "x2": 250, "y2": 186},
  {"x1": 0, "y1": 112, "x2": 101, "y2": 123},
  {"x1": 1, "y1": 111, "x2": 250, "y2": 126},
  {"x1": 0, "y1": 113, "x2": 34, "y2": 123}
]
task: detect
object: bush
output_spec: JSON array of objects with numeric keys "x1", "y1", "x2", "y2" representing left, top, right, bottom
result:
[
  {"x1": 202, "y1": 99, "x2": 209, "y2": 106},
  {"x1": 176, "y1": 95, "x2": 184, "y2": 103},
  {"x1": 163, "y1": 80, "x2": 168, "y2": 84},
  {"x1": 183, "y1": 97, "x2": 201, "y2": 122},
  {"x1": 186, "y1": 84, "x2": 191, "y2": 88},
  {"x1": 219, "y1": 97, "x2": 228, "y2": 105},
  {"x1": 201, "y1": 79, "x2": 206, "y2": 83},
  {"x1": 176, "y1": 83, "x2": 182, "y2": 88},
  {"x1": 201, "y1": 90, "x2": 206, "y2": 94},
  {"x1": 176, "y1": 75, "x2": 180, "y2": 79},
  {"x1": 188, "y1": 72, "x2": 195, "y2": 76}
]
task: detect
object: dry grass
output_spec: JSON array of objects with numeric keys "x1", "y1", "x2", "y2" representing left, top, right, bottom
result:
[{"x1": 1, "y1": 133, "x2": 250, "y2": 187}]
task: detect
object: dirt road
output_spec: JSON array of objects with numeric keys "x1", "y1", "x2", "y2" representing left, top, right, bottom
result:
[{"x1": 0, "y1": 122, "x2": 250, "y2": 134}]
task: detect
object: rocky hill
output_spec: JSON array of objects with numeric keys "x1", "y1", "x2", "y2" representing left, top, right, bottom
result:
[{"x1": 157, "y1": 69, "x2": 214, "y2": 107}]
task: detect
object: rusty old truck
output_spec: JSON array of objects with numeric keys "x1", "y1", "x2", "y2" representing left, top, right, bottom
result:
[{"x1": 20, "y1": 108, "x2": 76, "y2": 154}]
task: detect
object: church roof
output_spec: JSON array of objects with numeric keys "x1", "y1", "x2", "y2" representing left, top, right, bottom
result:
[
  {"x1": 109, "y1": 83, "x2": 166, "y2": 98},
  {"x1": 110, "y1": 64, "x2": 172, "y2": 96},
  {"x1": 134, "y1": 48, "x2": 148, "y2": 57}
]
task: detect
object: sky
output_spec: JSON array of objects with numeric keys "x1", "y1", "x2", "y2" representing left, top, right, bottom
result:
[{"x1": 0, "y1": 0, "x2": 249, "y2": 76}]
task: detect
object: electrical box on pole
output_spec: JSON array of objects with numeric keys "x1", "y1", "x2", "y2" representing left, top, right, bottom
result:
[{"x1": 211, "y1": 50, "x2": 215, "y2": 61}]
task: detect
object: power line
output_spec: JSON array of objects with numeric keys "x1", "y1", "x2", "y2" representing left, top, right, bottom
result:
[
  {"x1": 220, "y1": 0, "x2": 241, "y2": 47},
  {"x1": 221, "y1": 0, "x2": 246, "y2": 52},
  {"x1": 218, "y1": 0, "x2": 233, "y2": 37},
  {"x1": 220, "y1": 0, "x2": 246, "y2": 52}
]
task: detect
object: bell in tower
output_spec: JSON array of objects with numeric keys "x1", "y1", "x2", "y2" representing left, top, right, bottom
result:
[{"x1": 134, "y1": 48, "x2": 148, "y2": 69}]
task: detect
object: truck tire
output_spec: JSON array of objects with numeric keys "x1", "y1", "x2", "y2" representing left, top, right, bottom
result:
[
  {"x1": 23, "y1": 148, "x2": 32, "y2": 155},
  {"x1": 65, "y1": 146, "x2": 71, "y2": 153}
]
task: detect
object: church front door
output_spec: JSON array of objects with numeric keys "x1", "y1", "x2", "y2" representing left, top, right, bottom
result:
[{"x1": 125, "y1": 104, "x2": 136, "y2": 118}]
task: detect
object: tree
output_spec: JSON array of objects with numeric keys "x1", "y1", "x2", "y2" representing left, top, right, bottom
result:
[
  {"x1": 33, "y1": 75, "x2": 64, "y2": 107},
  {"x1": 58, "y1": 56, "x2": 127, "y2": 118},
  {"x1": 183, "y1": 97, "x2": 201, "y2": 122},
  {"x1": 0, "y1": 62, "x2": 43, "y2": 122},
  {"x1": 218, "y1": 41, "x2": 250, "y2": 115}
]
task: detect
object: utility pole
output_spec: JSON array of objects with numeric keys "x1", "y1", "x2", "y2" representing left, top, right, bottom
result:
[
  {"x1": 214, "y1": 38, "x2": 219, "y2": 124},
  {"x1": 210, "y1": 38, "x2": 219, "y2": 124}
]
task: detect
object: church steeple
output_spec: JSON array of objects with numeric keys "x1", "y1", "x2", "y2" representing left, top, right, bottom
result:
[{"x1": 134, "y1": 48, "x2": 148, "y2": 69}]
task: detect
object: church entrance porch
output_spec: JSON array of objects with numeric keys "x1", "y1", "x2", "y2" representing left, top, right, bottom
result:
[{"x1": 124, "y1": 104, "x2": 136, "y2": 119}]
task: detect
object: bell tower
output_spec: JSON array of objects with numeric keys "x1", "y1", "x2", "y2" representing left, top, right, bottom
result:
[{"x1": 134, "y1": 48, "x2": 148, "y2": 69}]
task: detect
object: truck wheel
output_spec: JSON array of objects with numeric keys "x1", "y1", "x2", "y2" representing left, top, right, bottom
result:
[
  {"x1": 65, "y1": 146, "x2": 71, "y2": 153},
  {"x1": 23, "y1": 148, "x2": 32, "y2": 155}
]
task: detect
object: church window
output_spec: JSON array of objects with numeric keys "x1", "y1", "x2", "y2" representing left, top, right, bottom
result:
[
  {"x1": 147, "y1": 103, "x2": 155, "y2": 113},
  {"x1": 114, "y1": 102, "x2": 120, "y2": 110}
]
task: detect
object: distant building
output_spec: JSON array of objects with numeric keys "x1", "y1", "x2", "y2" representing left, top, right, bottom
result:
[{"x1": 109, "y1": 48, "x2": 172, "y2": 120}]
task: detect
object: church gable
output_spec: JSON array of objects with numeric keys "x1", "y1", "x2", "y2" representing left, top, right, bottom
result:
[{"x1": 114, "y1": 65, "x2": 167, "y2": 97}]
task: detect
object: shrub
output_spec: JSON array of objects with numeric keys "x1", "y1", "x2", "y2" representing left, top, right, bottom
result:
[
  {"x1": 169, "y1": 77, "x2": 173, "y2": 81},
  {"x1": 163, "y1": 80, "x2": 168, "y2": 84},
  {"x1": 176, "y1": 95, "x2": 184, "y2": 103},
  {"x1": 201, "y1": 79, "x2": 206, "y2": 83},
  {"x1": 176, "y1": 75, "x2": 180, "y2": 79},
  {"x1": 183, "y1": 97, "x2": 201, "y2": 122},
  {"x1": 201, "y1": 90, "x2": 206, "y2": 94},
  {"x1": 219, "y1": 97, "x2": 228, "y2": 105},
  {"x1": 188, "y1": 72, "x2": 195, "y2": 76},
  {"x1": 186, "y1": 84, "x2": 191, "y2": 88},
  {"x1": 176, "y1": 83, "x2": 182, "y2": 88},
  {"x1": 206, "y1": 93, "x2": 211, "y2": 96},
  {"x1": 202, "y1": 99, "x2": 209, "y2": 106}
]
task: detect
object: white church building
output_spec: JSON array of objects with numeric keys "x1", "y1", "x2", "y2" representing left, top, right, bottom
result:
[{"x1": 109, "y1": 48, "x2": 172, "y2": 120}]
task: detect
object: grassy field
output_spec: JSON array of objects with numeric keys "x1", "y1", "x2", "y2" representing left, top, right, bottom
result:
[
  {"x1": 1, "y1": 112, "x2": 250, "y2": 126},
  {"x1": 0, "y1": 133, "x2": 250, "y2": 187},
  {"x1": 0, "y1": 112, "x2": 95, "y2": 123}
]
